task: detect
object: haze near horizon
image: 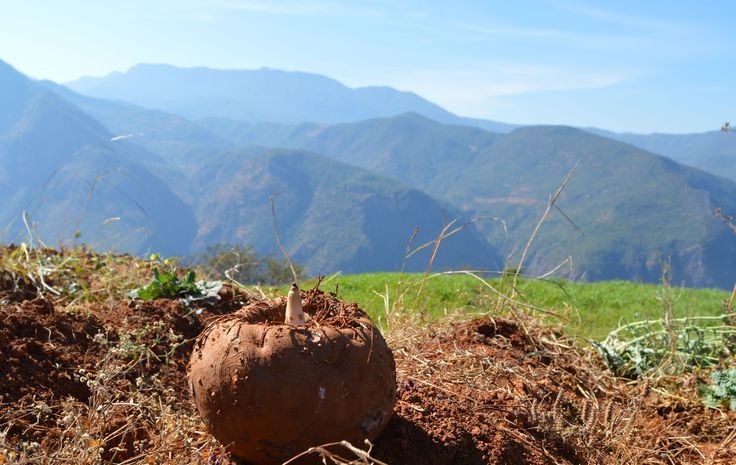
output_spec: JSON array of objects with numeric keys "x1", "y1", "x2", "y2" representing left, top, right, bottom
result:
[{"x1": 0, "y1": 0, "x2": 733, "y2": 133}]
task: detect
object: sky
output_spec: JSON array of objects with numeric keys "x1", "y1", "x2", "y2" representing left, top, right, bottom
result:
[{"x1": 0, "y1": 0, "x2": 733, "y2": 133}]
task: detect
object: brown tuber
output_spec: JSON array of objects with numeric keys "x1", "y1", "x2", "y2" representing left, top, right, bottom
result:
[{"x1": 187, "y1": 285, "x2": 396, "y2": 465}]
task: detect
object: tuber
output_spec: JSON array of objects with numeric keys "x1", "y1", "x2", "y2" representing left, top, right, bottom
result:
[{"x1": 187, "y1": 285, "x2": 396, "y2": 465}]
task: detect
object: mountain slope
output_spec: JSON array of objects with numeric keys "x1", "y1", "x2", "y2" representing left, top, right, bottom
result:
[
  {"x1": 0, "y1": 59, "x2": 197, "y2": 255},
  {"x1": 40, "y1": 81, "x2": 232, "y2": 167},
  {"x1": 40, "y1": 80, "x2": 234, "y2": 202},
  {"x1": 18, "y1": 59, "x2": 736, "y2": 286},
  {"x1": 41, "y1": 75, "x2": 503, "y2": 272},
  {"x1": 204, "y1": 112, "x2": 736, "y2": 287},
  {"x1": 190, "y1": 147, "x2": 502, "y2": 274},
  {"x1": 199, "y1": 112, "x2": 503, "y2": 193},
  {"x1": 588, "y1": 128, "x2": 736, "y2": 182},
  {"x1": 452, "y1": 126, "x2": 736, "y2": 288},
  {"x1": 66, "y1": 64, "x2": 516, "y2": 131}
]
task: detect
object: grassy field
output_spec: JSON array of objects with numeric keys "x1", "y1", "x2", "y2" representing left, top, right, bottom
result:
[{"x1": 292, "y1": 272, "x2": 731, "y2": 340}]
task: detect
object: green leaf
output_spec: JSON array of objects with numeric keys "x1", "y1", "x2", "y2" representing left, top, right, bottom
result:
[{"x1": 129, "y1": 263, "x2": 219, "y2": 302}]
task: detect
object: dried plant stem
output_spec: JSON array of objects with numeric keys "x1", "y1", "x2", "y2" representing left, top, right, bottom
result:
[
  {"x1": 282, "y1": 440, "x2": 387, "y2": 465},
  {"x1": 410, "y1": 216, "x2": 480, "y2": 316},
  {"x1": 269, "y1": 194, "x2": 300, "y2": 286},
  {"x1": 512, "y1": 162, "x2": 580, "y2": 296}
]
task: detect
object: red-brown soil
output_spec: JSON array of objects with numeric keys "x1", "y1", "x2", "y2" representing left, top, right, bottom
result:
[
  {"x1": 1, "y1": 296, "x2": 104, "y2": 410},
  {"x1": 1, "y1": 275, "x2": 735, "y2": 464}
]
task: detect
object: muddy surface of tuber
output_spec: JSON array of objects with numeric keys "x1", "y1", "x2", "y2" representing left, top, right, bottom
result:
[{"x1": 187, "y1": 286, "x2": 396, "y2": 465}]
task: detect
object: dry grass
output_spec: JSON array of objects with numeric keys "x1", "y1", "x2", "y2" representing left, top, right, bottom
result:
[
  {"x1": 382, "y1": 309, "x2": 736, "y2": 464},
  {"x1": 0, "y1": 326, "x2": 228, "y2": 464},
  {"x1": 0, "y1": 244, "x2": 155, "y2": 306},
  {"x1": 1, "y1": 245, "x2": 735, "y2": 465}
]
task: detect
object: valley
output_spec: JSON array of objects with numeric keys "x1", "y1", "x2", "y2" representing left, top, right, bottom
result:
[{"x1": 1, "y1": 58, "x2": 734, "y2": 288}]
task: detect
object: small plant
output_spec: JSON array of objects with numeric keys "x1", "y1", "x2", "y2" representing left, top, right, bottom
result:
[
  {"x1": 111, "y1": 321, "x2": 185, "y2": 366},
  {"x1": 129, "y1": 254, "x2": 220, "y2": 301},
  {"x1": 594, "y1": 266, "x2": 736, "y2": 378},
  {"x1": 593, "y1": 316, "x2": 736, "y2": 377},
  {"x1": 701, "y1": 368, "x2": 736, "y2": 410}
]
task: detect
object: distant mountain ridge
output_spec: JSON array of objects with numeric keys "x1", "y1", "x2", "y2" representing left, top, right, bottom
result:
[
  {"x1": 66, "y1": 62, "x2": 735, "y2": 186},
  {"x1": 1, "y1": 58, "x2": 502, "y2": 274},
  {"x1": 37, "y1": 79, "x2": 235, "y2": 203},
  {"x1": 587, "y1": 128, "x2": 736, "y2": 183},
  {"x1": 0, "y1": 59, "x2": 197, "y2": 256},
  {"x1": 198, "y1": 112, "x2": 504, "y2": 194},
  {"x1": 203, "y1": 113, "x2": 736, "y2": 288},
  {"x1": 39, "y1": 79, "x2": 232, "y2": 161},
  {"x1": 4, "y1": 57, "x2": 736, "y2": 287},
  {"x1": 66, "y1": 63, "x2": 517, "y2": 132}
]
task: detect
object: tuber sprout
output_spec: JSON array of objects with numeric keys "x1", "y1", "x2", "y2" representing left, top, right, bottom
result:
[{"x1": 285, "y1": 282, "x2": 305, "y2": 325}]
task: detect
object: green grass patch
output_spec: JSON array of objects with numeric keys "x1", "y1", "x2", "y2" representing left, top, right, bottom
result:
[{"x1": 291, "y1": 273, "x2": 730, "y2": 340}]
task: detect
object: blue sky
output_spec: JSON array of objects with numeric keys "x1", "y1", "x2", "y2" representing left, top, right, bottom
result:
[{"x1": 0, "y1": 0, "x2": 732, "y2": 133}]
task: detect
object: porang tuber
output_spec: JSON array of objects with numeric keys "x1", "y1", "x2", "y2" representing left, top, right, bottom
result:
[{"x1": 187, "y1": 285, "x2": 396, "y2": 465}]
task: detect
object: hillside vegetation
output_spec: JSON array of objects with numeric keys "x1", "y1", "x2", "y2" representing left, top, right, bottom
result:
[
  {"x1": 0, "y1": 61, "x2": 196, "y2": 256},
  {"x1": 2, "y1": 57, "x2": 735, "y2": 288},
  {"x1": 206, "y1": 113, "x2": 736, "y2": 288},
  {"x1": 189, "y1": 147, "x2": 501, "y2": 273},
  {"x1": 590, "y1": 127, "x2": 736, "y2": 182}
]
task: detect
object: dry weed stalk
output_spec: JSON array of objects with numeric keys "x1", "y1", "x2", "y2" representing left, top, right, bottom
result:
[
  {"x1": 269, "y1": 194, "x2": 301, "y2": 285},
  {"x1": 527, "y1": 391, "x2": 646, "y2": 463},
  {"x1": 510, "y1": 162, "x2": 580, "y2": 297},
  {"x1": 283, "y1": 440, "x2": 386, "y2": 465}
]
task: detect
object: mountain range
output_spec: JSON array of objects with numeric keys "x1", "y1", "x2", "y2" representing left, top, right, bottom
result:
[
  {"x1": 66, "y1": 64, "x2": 518, "y2": 133},
  {"x1": 588, "y1": 128, "x2": 736, "y2": 183},
  {"x1": 0, "y1": 60, "x2": 196, "y2": 256},
  {"x1": 1, "y1": 60, "x2": 499, "y2": 273},
  {"x1": 2, "y1": 59, "x2": 734, "y2": 287},
  {"x1": 201, "y1": 113, "x2": 736, "y2": 287}
]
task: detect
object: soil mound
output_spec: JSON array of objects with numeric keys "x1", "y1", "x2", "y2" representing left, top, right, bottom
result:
[
  {"x1": 373, "y1": 317, "x2": 584, "y2": 465},
  {"x1": 372, "y1": 316, "x2": 736, "y2": 465},
  {"x1": 0, "y1": 282, "x2": 251, "y2": 455},
  {"x1": 1, "y1": 251, "x2": 734, "y2": 465}
]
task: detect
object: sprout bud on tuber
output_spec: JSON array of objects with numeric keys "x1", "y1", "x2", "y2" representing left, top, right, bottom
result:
[{"x1": 285, "y1": 282, "x2": 305, "y2": 326}]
